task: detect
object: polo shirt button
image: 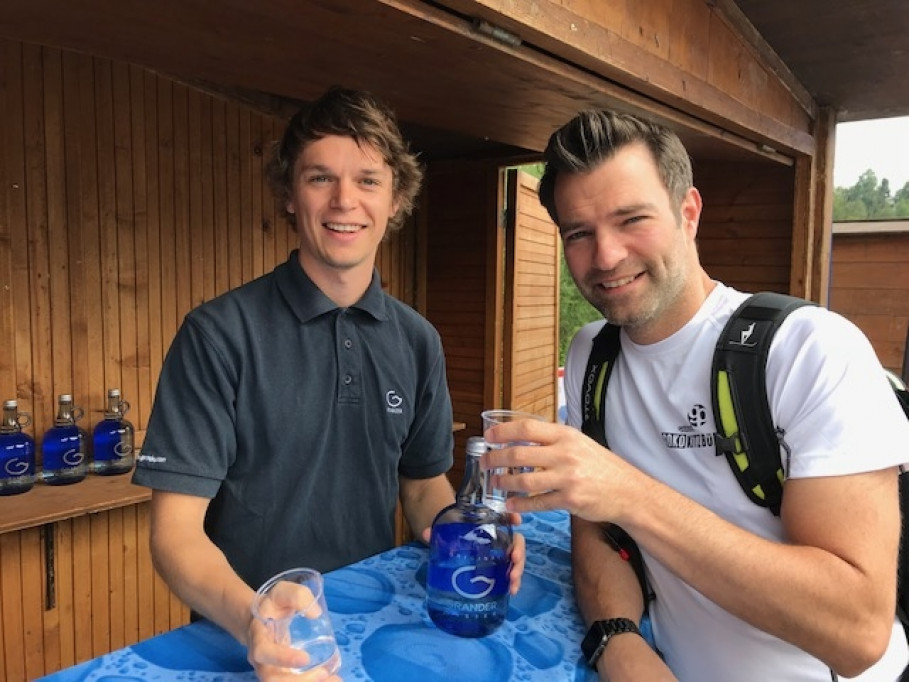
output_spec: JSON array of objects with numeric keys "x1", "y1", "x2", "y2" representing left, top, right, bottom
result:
[
  {"x1": 344, "y1": 339, "x2": 352, "y2": 349},
  {"x1": 343, "y1": 375, "x2": 352, "y2": 385}
]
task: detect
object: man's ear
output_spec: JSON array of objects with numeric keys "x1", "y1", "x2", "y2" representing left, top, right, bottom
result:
[{"x1": 680, "y1": 187, "x2": 703, "y2": 237}]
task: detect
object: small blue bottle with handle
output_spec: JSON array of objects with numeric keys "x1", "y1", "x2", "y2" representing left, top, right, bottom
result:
[
  {"x1": 41, "y1": 394, "x2": 88, "y2": 485},
  {"x1": 91, "y1": 388, "x2": 135, "y2": 476},
  {"x1": 0, "y1": 399, "x2": 36, "y2": 495}
]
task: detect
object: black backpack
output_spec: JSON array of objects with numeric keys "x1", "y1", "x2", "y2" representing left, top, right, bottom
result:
[{"x1": 581, "y1": 291, "x2": 909, "y2": 631}]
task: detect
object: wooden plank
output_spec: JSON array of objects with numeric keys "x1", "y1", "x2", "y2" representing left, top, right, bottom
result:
[
  {"x1": 172, "y1": 83, "x2": 191, "y2": 326},
  {"x1": 199, "y1": 95, "x2": 216, "y2": 303},
  {"x1": 136, "y1": 502, "x2": 155, "y2": 641},
  {"x1": 113, "y1": 61, "x2": 139, "y2": 426},
  {"x1": 54, "y1": 519, "x2": 76, "y2": 669},
  {"x1": 21, "y1": 42, "x2": 53, "y2": 432},
  {"x1": 157, "y1": 77, "x2": 177, "y2": 355},
  {"x1": 226, "y1": 102, "x2": 243, "y2": 290},
  {"x1": 239, "y1": 109, "x2": 253, "y2": 283},
  {"x1": 95, "y1": 56, "x2": 122, "y2": 398},
  {"x1": 0, "y1": 532, "x2": 26, "y2": 681},
  {"x1": 0, "y1": 473, "x2": 150, "y2": 534},
  {"x1": 130, "y1": 64, "x2": 152, "y2": 430},
  {"x1": 439, "y1": 0, "x2": 813, "y2": 153},
  {"x1": 7, "y1": 40, "x2": 36, "y2": 414},
  {"x1": 44, "y1": 47, "x2": 74, "y2": 402},
  {"x1": 0, "y1": 41, "x2": 20, "y2": 398},
  {"x1": 71, "y1": 514, "x2": 92, "y2": 664},
  {"x1": 121, "y1": 484, "x2": 140, "y2": 646},
  {"x1": 78, "y1": 54, "x2": 105, "y2": 430},
  {"x1": 21, "y1": 526, "x2": 45, "y2": 679},
  {"x1": 89, "y1": 513, "x2": 109, "y2": 656},
  {"x1": 211, "y1": 99, "x2": 229, "y2": 296},
  {"x1": 187, "y1": 87, "x2": 203, "y2": 311},
  {"x1": 143, "y1": 71, "x2": 163, "y2": 425},
  {"x1": 107, "y1": 508, "x2": 125, "y2": 651}
]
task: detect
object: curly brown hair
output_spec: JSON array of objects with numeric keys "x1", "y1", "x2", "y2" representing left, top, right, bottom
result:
[{"x1": 267, "y1": 86, "x2": 424, "y2": 231}]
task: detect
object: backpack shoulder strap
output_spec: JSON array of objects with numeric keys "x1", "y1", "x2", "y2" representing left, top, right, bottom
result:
[
  {"x1": 581, "y1": 323, "x2": 621, "y2": 448},
  {"x1": 580, "y1": 322, "x2": 653, "y2": 607},
  {"x1": 712, "y1": 291, "x2": 815, "y2": 516}
]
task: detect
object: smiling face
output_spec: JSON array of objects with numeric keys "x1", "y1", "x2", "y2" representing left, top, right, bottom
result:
[
  {"x1": 556, "y1": 141, "x2": 705, "y2": 343},
  {"x1": 287, "y1": 134, "x2": 399, "y2": 294}
]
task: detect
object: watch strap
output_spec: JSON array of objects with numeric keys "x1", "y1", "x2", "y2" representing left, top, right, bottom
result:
[{"x1": 582, "y1": 617, "x2": 642, "y2": 669}]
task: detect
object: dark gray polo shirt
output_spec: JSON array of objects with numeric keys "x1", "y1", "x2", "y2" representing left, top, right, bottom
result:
[{"x1": 134, "y1": 251, "x2": 453, "y2": 589}]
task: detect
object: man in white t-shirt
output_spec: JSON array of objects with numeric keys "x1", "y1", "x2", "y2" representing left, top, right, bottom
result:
[{"x1": 482, "y1": 109, "x2": 909, "y2": 681}]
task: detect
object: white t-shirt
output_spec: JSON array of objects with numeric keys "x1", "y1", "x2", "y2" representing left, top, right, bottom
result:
[{"x1": 564, "y1": 283, "x2": 909, "y2": 681}]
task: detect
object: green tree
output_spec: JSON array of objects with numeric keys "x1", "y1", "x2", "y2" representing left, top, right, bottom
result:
[
  {"x1": 558, "y1": 246, "x2": 601, "y2": 365},
  {"x1": 834, "y1": 169, "x2": 909, "y2": 220}
]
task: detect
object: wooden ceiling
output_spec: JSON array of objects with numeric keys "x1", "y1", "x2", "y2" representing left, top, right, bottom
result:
[
  {"x1": 1, "y1": 0, "x2": 906, "y2": 162},
  {"x1": 733, "y1": 0, "x2": 909, "y2": 122}
]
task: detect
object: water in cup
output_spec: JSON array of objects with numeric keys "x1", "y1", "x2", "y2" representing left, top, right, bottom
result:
[
  {"x1": 481, "y1": 409, "x2": 545, "y2": 507},
  {"x1": 252, "y1": 567, "x2": 341, "y2": 675}
]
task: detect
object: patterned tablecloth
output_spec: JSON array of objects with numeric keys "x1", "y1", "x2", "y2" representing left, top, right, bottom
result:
[{"x1": 40, "y1": 510, "x2": 598, "y2": 681}]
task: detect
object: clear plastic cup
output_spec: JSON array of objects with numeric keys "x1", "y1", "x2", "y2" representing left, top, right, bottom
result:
[
  {"x1": 481, "y1": 409, "x2": 545, "y2": 509},
  {"x1": 251, "y1": 567, "x2": 341, "y2": 674}
]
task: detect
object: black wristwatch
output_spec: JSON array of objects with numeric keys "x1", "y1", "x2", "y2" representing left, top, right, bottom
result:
[{"x1": 581, "y1": 617, "x2": 642, "y2": 669}]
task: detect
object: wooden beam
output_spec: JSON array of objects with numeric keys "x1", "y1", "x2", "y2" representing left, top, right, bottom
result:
[{"x1": 811, "y1": 107, "x2": 836, "y2": 306}]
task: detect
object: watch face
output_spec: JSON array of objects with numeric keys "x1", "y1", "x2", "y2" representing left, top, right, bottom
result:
[
  {"x1": 581, "y1": 618, "x2": 640, "y2": 668},
  {"x1": 581, "y1": 621, "x2": 606, "y2": 661}
]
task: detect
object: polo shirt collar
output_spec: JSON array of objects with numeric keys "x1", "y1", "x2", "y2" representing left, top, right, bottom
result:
[{"x1": 276, "y1": 250, "x2": 388, "y2": 323}]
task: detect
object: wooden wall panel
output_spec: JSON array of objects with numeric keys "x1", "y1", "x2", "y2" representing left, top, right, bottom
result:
[
  {"x1": 830, "y1": 232, "x2": 909, "y2": 374},
  {"x1": 505, "y1": 170, "x2": 559, "y2": 421},
  {"x1": 0, "y1": 505, "x2": 187, "y2": 680},
  {"x1": 0, "y1": 38, "x2": 297, "y2": 447},
  {"x1": 425, "y1": 162, "x2": 500, "y2": 485},
  {"x1": 696, "y1": 161, "x2": 794, "y2": 294}
]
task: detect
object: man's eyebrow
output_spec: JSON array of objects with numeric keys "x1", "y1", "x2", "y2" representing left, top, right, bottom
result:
[
  {"x1": 612, "y1": 202, "x2": 658, "y2": 216},
  {"x1": 299, "y1": 163, "x2": 385, "y2": 175},
  {"x1": 559, "y1": 202, "x2": 659, "y2": 232}
]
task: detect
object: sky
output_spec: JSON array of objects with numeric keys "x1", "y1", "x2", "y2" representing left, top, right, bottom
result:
[{"x1": 834, "y1": 116, "x2": 909, "y2": 190}]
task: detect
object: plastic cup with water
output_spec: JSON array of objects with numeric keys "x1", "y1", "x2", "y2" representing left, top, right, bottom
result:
[
  {"x1": 251, "y1": 567, "x2": 341, "y2": 675},
  {"x1": 480, "y1": 408, "x2": 546, "y2": 509}
]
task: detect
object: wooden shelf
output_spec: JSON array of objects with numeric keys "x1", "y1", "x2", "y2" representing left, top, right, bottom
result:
[{"x1": 0, "y1": 473, "x2": 150, "y2": 535}]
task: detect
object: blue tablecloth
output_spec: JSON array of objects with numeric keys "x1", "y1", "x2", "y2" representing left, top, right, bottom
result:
[{"x1": 41, "y1": 510, "x2": 596, "y2": 681}]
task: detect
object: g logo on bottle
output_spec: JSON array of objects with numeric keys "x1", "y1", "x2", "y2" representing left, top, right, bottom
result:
[
  {"x1": 451, "y1": 566, "x2": 496, "y2": 600},
  {"x1": 62, "y1": 449, "x2": 84, "y2": 466},
  {"x1": 4, "y1": 458, "x2": 29, "y2": 476}
]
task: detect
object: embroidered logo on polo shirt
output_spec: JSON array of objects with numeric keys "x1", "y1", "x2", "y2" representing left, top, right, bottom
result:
[{"x1": 385, "y1": 390, "x2": 404, "y2": 414}]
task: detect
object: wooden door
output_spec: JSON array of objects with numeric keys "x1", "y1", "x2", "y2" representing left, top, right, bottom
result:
[{"x1": 502, "y1": 169, "x2": 560, "y2": 421}]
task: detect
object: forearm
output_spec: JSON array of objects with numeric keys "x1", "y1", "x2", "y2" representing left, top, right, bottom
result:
[
  {"x1": 400, "y1": 473, "x2": 455, "y2": 541},
  {"x1": 618, "y1": 471, "x2": 898, "y2": 675},
  {"x1": 572, "y1": 516, "x2": 645, "y2": 624},
  {"x1": 573, "y1": 516, "x2": 675, "y2": 681},
  {"x1": 149, "y1": 492, "x2": 257, "y2": 646}
]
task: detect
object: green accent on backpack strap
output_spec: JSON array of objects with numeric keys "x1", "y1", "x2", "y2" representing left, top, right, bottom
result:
[
  {"x1": 581, "y1": 323, "x2": 621, "y2": 448},
  {"x1": 711, "y1": 292, "x2": 815, "y2": 516}
]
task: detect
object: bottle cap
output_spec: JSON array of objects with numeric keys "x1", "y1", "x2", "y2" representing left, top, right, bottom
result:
[
  {"x1": 108, "y1": 388, "x2": 121, "y2": 397},
  {"x1": 466, "y1": 436, "x2": 487, "y2": 457},
  {"x1": 4, "y1": 399, "x2": 17, "y2": 409},
  {"x1": 59, "y1": 394, "x2": 73, "y2": 402}
]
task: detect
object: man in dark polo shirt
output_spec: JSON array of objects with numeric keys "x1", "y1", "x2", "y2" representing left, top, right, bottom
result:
[{"x1": 133, "y1": 86, "x2": 526, "y2": 679}]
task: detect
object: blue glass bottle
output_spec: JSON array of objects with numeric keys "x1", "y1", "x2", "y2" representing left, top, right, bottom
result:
[
  {"x1": 0, "y1": 399, "x2": 36, "y2": 495},
  {"x1": 40, "y1": 394, "x2": 88, "y2": 485},
  {"x1": 426, "y1": 436, "x2": 513, "y2": 637},
  {"x1": 91, "y1": 388, "x2": 135, "y2": 476}
]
